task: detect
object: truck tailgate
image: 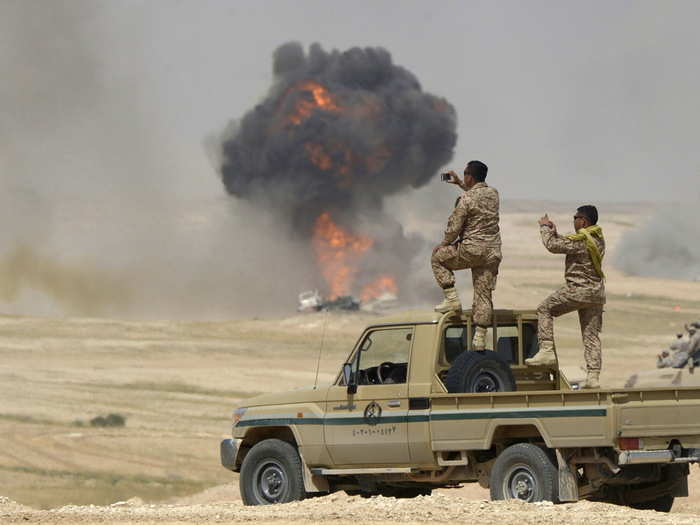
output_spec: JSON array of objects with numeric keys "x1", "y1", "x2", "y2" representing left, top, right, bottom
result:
[{"x1": 615, "y1": 388, "x2": 700, "y2": 438}]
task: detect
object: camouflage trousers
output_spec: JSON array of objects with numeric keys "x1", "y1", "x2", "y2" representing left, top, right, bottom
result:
[
  {"x1": 537, "y1": 287, "x2": 604, "y2": 371},
  {"x1": 431, "y1": 243, "x2": 500, "y2": 327}
]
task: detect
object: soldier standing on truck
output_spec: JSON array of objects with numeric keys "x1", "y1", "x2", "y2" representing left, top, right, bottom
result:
[
  {"x1": 526, "y1": 205, "x2": 605, "y2": 389},
  {"x1": 431, "y1": 160, "x2": 501, "y2": 351}
]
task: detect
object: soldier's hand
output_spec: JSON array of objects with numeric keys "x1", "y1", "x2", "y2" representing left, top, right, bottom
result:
[
  {"x1": 445, "y1": 170, "x2": 460, "y2": 185},
  {"x1": 538, "y1": 214, "x2": 553, "y2": 227},
  {"x1": 432, "y1": 243, "x2": 445, "y2": 255}
]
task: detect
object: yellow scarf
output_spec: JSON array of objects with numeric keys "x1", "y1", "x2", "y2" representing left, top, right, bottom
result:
[{"x1": 566, "y1": 225, "x2": 605, "y2": 278}]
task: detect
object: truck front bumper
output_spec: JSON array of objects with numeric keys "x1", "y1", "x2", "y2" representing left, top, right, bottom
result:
[{"x1": 220, "y1": 439, "x2": 239, "y2": 471}]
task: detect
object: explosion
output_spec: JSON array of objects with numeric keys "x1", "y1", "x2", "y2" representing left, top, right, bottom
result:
[
  {"x1": 220, "y1": 42, "x2": 456, "y2": 301},
  {"x1": 312, "y1": 212, "x2": 373, "y2": 298},
  {"x1": 286, "y1": 81, "x2": 340, "y2": 125}
]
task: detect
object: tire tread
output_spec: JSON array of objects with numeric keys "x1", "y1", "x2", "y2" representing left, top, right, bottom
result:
[
  {"x1": 489, "y1": 443, "x2": 558, "y2": 502},
  {"x1": 240, "y1": 438, "x2": 306, "y2": 506}
]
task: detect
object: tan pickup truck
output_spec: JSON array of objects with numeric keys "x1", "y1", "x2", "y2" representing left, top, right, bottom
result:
[{"x1": 221, "y1": 310, "x2": 700, "y2": 511}]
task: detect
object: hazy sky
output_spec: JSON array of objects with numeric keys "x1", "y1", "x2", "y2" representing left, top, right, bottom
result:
[{"x1": 3, "y1": 0, "x2": 699, "y2": 204}]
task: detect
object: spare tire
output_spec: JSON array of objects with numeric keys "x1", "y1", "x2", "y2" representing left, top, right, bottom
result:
[{"x1": 445, "y1": 351, "x2": 516, "y2": 393}]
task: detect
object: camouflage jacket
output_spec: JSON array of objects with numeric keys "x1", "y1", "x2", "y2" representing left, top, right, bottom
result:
[
  {"x1": 540, "y1": 224, "x2": 606, "y2": 304},
  {"x1": 689, "y1": 332, "x2": 700, "y2": 356},
  {"x1": 443, "y1": 182, "x2": 501, "y2": 249}
]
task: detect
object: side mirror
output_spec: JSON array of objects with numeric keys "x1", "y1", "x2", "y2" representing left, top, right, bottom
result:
[
  {"x1": 343, "y1": 363, "x2": 357, "y2": 394},
  {"x1": 361, "y1": 337, "x2": 372, "y2": 352}
]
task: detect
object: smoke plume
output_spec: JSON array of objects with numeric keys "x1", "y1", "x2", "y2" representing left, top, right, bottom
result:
[
  {"x1": 614, "y1": 206, "x2": 700, "y2": 281},
  {"x1": 0, "y1": 244, "x2": 130, "y2": 315},
  {"x1": 220, "y1": 42, "x2": 456, "y2": 299}
]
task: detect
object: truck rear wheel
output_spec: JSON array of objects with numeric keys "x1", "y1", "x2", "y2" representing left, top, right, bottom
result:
[
  {"x1": 489, "y1": 443, "x2": 558, "y2": 503},
  {"x1": 445, "y1": 351, "x2": 516, "y2": 393},
  {"x1": 240, "y1": 439, "x2": 306, "y2": 506}
]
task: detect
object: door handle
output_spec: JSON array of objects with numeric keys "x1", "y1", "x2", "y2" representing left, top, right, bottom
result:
[{"x1": 387, "y1": 400, "x2": 401, "y2": 408}]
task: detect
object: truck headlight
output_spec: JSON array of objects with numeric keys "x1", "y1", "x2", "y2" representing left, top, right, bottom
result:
[{"x1": 233, "y1": 407, "x2": 247, "y2": 426}]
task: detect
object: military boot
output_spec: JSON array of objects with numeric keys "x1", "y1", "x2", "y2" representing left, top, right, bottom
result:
[
  {"x1": 472, "y1": 326, "x2": 487, "y2": 351},
  {"x1": 525, "y1": 341, "x2": 557, "y2": 367},
  {"x1": 434, "y1": 287, "x2": 462, "y2": 313},
  {"x1": 582, "y1": 369, "x2": 600, "y2": 389}
]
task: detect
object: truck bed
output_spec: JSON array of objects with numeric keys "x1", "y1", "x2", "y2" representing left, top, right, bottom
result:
[{"x1": 427, "y1": 386, "x2": 700, "y2": 451}]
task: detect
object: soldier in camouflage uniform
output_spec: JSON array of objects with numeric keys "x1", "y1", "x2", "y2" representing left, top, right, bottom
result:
[
  {"x1": 686, "y1": 323, "x2": 700, "y2": 369},
  {"x1": 525, "y1": 205, "x2": 605, "y2": 389},
  {"x1": 432, "y1": 160, "x2": 501, "y2": 350}
]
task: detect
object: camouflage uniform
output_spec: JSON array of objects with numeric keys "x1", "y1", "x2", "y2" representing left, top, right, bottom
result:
[
  {"x1": 431, "y1": 182, "x2": 501, "y2": 326},
  {"x1": 538, "y1": 225, "x2": 605, "y2": 372},
  {"x1": 688, "y1": 329, "x2": 700, "y2": 361}
]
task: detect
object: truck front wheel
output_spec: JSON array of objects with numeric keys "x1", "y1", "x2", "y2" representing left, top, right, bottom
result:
[
  {"x1": 489, "y1": 443, "x2": 558, "y2": 503},
  {"x1": 240, "y1": 439, "x2": 306, "y2": 505}
]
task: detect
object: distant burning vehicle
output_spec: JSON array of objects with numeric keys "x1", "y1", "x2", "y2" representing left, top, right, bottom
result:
[
  {"x1": 297, "y1": 290, "x2": 360, "y2": 313},
  {"x1": 297, "y1": 290, "x2": 323, "y2": 312}
]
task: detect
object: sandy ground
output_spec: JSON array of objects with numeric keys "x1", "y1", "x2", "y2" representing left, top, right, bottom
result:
[
  {"x1": 5, "y1": 493, "x2": 700, "y2": 525},
  {"x1": 2, "y1": 204, "x2": 700, "y2": 521}
]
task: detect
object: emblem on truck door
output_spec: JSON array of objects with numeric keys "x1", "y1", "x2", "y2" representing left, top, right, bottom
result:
[{"x1": 364, "y1": 401, "x2": 382, "y2": 426}]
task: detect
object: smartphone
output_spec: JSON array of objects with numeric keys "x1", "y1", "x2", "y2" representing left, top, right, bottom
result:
[{"x1": 441, "y1": 173, "x2": 450, "y2": 182}]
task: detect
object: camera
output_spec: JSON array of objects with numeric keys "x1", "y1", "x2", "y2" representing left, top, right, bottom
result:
[{"x1": 441, "y1": 172, "x2": 451, "y2": 182}]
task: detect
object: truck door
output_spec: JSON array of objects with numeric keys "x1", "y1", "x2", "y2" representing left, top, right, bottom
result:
[{"x1": 324, "y1": 326, "x2": 413, "y2": 465}]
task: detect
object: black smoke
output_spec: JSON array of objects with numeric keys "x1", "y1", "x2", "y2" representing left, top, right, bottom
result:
[{"x1": 219, "y1": 42, "x2": 457, "y2": 298}]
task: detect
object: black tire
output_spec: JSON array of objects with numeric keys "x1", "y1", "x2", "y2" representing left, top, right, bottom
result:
[
  {"x1": 240, "y1": 439, "x2": 306, "y2": 506},
  {"x1": 629, "y1": 494, "x2": 674, "y2": 513},
  {"x1": 445, "y1": 351, "x2": 516, "y2": 393},
  {"x1": 490, "y1": 443, "x2": 558, "y2": 503}
]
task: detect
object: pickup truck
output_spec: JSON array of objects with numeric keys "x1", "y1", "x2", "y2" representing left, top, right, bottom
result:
[{"x1": 220, "y1": 309, "x2": 700, "y2": 511}]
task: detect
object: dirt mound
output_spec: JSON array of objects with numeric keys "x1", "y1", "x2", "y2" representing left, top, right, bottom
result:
[
  {"x1": 0, "y1": 496, "x2": 32, "y2": 514},
  {"x1": 166, "y1": 483, "x2": 240, "y2": 505},
  {"x1": 2, "y1": 493, "x2": 700, "y2": 524}
]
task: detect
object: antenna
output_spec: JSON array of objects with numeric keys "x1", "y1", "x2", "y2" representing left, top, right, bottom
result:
[{"x1": 313, "y1": 309, "x2": 329, "y2": 390}]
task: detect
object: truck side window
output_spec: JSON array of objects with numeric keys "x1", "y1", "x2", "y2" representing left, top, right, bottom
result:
[
  {"x1": 444, "y1": 327, "x2": 467, "y2": 363},
  {"x1": 490, "y1": 326, "x2": 518, "y2": 363},
  {"x1": 522, "y1": 323, "x2": 539, "y2": 359},
  {"x1": 349, "y1": 327, "x2": 413, "y2": 385},
  {"x1": 442, "y1": 325, "x2": 526, "y2": 364}
]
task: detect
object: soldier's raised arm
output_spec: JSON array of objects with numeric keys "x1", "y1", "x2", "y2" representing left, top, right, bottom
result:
[
  {"x1": 539, "y1": 223, "x2": 586, "y2": 255},
  {"x1": 445, "y1": 170, "x2": 470, "y2": 192}
]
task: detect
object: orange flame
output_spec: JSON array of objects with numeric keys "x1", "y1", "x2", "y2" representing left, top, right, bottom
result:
[
  {"x1": 305, "y1": 143, "x2": 333, "y2": 171},
  {"x1": 360, "y1": 275, "x2": 398, "y2": 302},
  {"x1": 312, "y1": 212, "x2": 373, "y2": 299},
  {"x1": 287, "y1": 81, "x2": 340, "y2": 125},
  {"x1": 281, "y1": 80, "x2": 399, "y2": 301}
]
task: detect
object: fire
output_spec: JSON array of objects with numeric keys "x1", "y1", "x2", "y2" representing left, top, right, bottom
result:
[
  {"x1": 312, "y1": 212, "x2": 373, "y2": 299},
  {"x1": 287, "y1": 81, "x2": 340, "y2": 125},
  {"x1": 305, "y1": 141, "x2": 389, "y2": 187},
  {"x1": 360, "y1": 275, "x2": 398, "y2": 302},
  {"x1": 305, "y1": 143, "x2": 333, "y2": 171},
  {"x1": 281, "y1": 79, "x2": 399, "y2": 301},
  {"x1": 304, "y1": 142, "x2": 354, "y2": 187}
]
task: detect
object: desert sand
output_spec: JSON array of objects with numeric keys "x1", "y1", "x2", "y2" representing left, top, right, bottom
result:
[{"x1": 2, "y1": 204, "x2": 700, "y2": 522}]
